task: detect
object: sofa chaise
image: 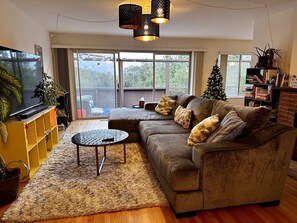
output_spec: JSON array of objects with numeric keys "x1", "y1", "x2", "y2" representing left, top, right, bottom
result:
[{"x1": 108, "y1": 94, "x2": 297, "y2": 215}]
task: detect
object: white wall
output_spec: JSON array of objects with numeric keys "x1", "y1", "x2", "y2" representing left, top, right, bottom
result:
[
  {"x1": 252, "y1": 8, "x2": 296, "y2": 73},
  {"x1": 289, "y1": 9, "x2": 297, "y2": 74},
  {"x1": 0, "y1": 0, "x2": 53, "y2": 76},
  {"x1": 51, "y1": 33, "x2": 252, "y2": 99}
]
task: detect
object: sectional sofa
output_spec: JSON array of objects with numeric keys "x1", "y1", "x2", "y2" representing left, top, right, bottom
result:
[{"x1": 108, "y1": 94, "x2": 297, "y2": 215}]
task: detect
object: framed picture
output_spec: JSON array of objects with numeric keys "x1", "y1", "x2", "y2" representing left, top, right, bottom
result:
[
  {"x1": 290, "y1": 75, "x2": 297, "y2": 88},
  {"x1": 34, "y1": 44, "x2": 44, "y2": 72}
]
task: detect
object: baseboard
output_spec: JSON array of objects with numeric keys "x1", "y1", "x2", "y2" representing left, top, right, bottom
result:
[
  {"x1": 260, "y1": 200, "x2": 280, "y2": 207},
  {"x1": 175, "y1": 211, "x2": 197, "y2": 218}
]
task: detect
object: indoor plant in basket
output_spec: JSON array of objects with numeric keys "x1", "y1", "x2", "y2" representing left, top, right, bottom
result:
[{"x1": 0, "y1": 155, "x2": 30, "y2": 205}]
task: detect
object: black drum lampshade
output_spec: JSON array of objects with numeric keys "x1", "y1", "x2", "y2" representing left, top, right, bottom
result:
[
  {"x1": 150, "y1": 0, "x2": 170, "y2": 24},
  {"x1": 119, "y1": 4, "x2": 142, "y2": 29},
  {"x1": 133, "y1": 14, "x2": 160, "y2": 41}
]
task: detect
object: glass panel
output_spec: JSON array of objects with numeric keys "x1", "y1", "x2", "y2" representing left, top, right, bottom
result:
[
  {"x1": 120, "y1": 52, "x2": 154, "y2": 107},
  {"x1": 225, "y1": 61, "x2": 240, "y2": 96},
  {"x1": 155, "y1": 54, "x2": 190, "y2": 96},
  {"x1": 74, "y1": 52, "x2": 116, "y2": 118},
  {"x1": 228, "y1": 54, "x2": 240, "y2": 61}
]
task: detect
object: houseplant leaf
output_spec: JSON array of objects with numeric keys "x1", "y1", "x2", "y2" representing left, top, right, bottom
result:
[
  {"x1": 0, "y1": 67, "x2": 23, "y2": 91},
  {"x1": 0, "y1": 121, "x2": 8, "y2": 144},
  {"x1": 0, "y1": 94, "x2": 12, "y2": 122}
]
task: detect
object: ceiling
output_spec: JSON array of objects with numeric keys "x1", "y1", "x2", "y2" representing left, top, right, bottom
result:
[{"x1": 9, "y1": 0, "x2": 297, "y2": 40}]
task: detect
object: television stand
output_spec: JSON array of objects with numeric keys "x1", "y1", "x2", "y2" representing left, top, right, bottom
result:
[{"x1": 19, "y1": 104, "x2": 49, "y2": 119}]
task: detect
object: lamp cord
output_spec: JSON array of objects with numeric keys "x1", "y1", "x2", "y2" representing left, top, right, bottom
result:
[
  {"x1": 265, "y1": 5, "x2": 274, "y2": 48},
  {"x1": 185, "y1": 0, "x2": 265, "y2": 10}
]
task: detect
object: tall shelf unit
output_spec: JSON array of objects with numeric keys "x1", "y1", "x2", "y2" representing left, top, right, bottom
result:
[
  {"x1": 244, "y1": 68, "x2": 280, "y2": 122},
  {"x1": 0, "y1": 107, "x2": 58, "y2": 180}
]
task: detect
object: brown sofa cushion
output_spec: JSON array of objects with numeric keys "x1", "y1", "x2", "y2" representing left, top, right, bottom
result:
[
  {"x1": 211, "y1": 100, "x2": 271, "y2": 136},
  {"x1": 139, "y1": 120, "x2": 191, "y2": 143},
  {"x1": 146, "y1": 133, "x2": 199, "y2": 191},
  {"x1": 108, "y1": 108, "x2": 173, "y2": 132},
  {"x1": 186, "y1": 97, "x2": 215, "y2": 126},
  {"x1": 171, "y1": 93, "x2": 195, "y2": 115}
]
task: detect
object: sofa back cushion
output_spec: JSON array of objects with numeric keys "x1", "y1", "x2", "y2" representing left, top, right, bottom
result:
[
  {"x1": 186, "y1": 97, "x2": 215, "y2": 126},
  {"x1": 171, "y1": 93, "x2": 195, "y2": 115},
  {"x1": 211, "y1": 100, "x2": 271, "y2": 136}
]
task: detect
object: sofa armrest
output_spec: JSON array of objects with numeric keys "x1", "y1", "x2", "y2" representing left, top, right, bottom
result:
[
  {"x1": 192, "y1": 123, "x2": 297, "y2": 209},
  {"x1": 192, "y1": 141, "x2": 250, "y2": 168},
  {"x1": 144, "y1": 102, "x2": 158, "y2": 111}
]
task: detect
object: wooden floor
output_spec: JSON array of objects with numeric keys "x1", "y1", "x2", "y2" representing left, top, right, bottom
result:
[{"x1": 1, "y1": 119, "x2": 297, "y2": 223}]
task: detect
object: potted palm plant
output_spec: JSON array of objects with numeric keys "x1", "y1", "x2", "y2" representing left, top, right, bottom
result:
[
  {"x1": 0, "y1": 155, "x2": 30, "y2": 205},
  {"x1": 0, "y1": 65, "x2": 23, "y2": 143}
]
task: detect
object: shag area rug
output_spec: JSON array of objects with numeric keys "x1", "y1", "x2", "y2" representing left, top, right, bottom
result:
[{"x1": 1, "y1": 133, "x2": 168, "y2": 222}]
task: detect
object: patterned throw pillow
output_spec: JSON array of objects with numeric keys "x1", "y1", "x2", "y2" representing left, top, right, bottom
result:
[
  {"x1": 155, "y1": 94, "x2": 176, "y2": 115},
  {"x1": 206, "y1": 110, "x2": 246, "y2": 143},
  {"x1": 187, "y1": 114, "x2": 220, "y2": 146},
  {"x1": 174, "y1": 105, "x2": 193, "y2": 129}
]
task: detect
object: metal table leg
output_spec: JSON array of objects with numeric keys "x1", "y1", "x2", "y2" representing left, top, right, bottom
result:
[
  {"x1": 76, "y1": 145, "x2": 80, "y2": 166},
  {"x1": 123, "y1": 142, "x2": 126, "y2": 163}
]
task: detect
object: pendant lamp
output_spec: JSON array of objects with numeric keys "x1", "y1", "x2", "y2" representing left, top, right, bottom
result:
[
  {"x1": 119, "y1": 4, "x2": 142, "y2": 29},
  {"x1": 150, "y1": 0, "x2": 170, "y2": 24},
  {"x1": 133, "y1": 14, "x2": 160, "y2": 41}
]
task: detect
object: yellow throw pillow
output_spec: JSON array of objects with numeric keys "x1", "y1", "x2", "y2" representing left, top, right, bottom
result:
[
  {"x1": 155, "y1": 94, "x2": 176, "y2": 115},
  {"x1": 188, "y1": 114, "x2": 220, "y2": 146}
]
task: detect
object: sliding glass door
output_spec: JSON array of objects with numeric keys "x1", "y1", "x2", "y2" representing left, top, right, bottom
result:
[
  {"x1": 73, "y1": 51, "x2": 117, "y2": 118},
  {"x1": 72, "y1": 50, "x2": 191, "y2": 118}
]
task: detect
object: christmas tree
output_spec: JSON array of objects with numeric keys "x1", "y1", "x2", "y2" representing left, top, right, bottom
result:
[{"x1": 202, "y1": 59, "x2": 227, "y2": 101}]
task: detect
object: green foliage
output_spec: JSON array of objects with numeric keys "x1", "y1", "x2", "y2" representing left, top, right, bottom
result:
[
  {"x1": 75, "y1": 54, "x2": 190, "y2": 95},
  {"x1": 202, "y1": 59, "x2": 227, "y2": 101},
  {"x1": 33, "y1": 73, "x2": 65, "y2": 106},
  {"x1": 0, "y1": 154, "x2": 30, "y2": 182},
  {"x1": 0, "y1": 65, "x2": 23, "y2": 143}
]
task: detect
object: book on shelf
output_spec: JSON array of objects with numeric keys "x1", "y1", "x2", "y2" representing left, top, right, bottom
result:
[{"x1": 245, "y1": 92, "x2": 254, "y2": 97}]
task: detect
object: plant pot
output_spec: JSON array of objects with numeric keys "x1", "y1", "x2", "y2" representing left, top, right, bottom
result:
[
  {"x1": 257, "y1": 56, "x2": 268, "y2": 68},
  {"x1": 0, "y1": 168, "x2": 21, "y2": 206}
]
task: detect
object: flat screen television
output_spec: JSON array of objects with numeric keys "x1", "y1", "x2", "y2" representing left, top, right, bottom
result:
[{"x1": 0, "y1": 46, "x2": 44, "y2": 117}]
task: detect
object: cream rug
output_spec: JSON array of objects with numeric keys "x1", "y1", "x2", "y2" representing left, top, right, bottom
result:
[{"x1": 1, "y1": 133, "x2": 168, "y2": 222}]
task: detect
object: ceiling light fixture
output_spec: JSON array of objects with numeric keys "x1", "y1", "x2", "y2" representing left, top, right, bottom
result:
[
  {"x1": 119, "y1": 4, "x2": 142, "y2": 29},
  {"x1": 133, "y1": 14, "x2": 160, "y2": 41},
  {"x1": 150, "y1": 0, "x2": 170, "y2": 24}
]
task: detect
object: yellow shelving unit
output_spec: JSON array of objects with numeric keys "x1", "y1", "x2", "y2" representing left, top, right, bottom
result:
[{"x1": 0, "y1": 107, "x2": 59, "y2": 180}]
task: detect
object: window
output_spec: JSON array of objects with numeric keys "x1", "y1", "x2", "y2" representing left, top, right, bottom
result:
[
  {"x1": 221, "y1": 54, "x2": 252, "y2": 97},
  {"x1": 120, "y1": 52, "x2": 191, "y2": 106}
]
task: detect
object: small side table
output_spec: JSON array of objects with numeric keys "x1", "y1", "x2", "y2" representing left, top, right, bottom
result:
[
  {"x1": 71, "y1": 129, "x2": 129, "y2": 176},
  {"x1": 132, "y1": 105, "x2": 143, "y2": 109}
]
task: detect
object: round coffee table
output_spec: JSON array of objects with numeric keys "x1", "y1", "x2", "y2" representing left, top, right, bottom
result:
[{"x1": 71, "y1": 129, "x2": 129, "y2": 176}]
